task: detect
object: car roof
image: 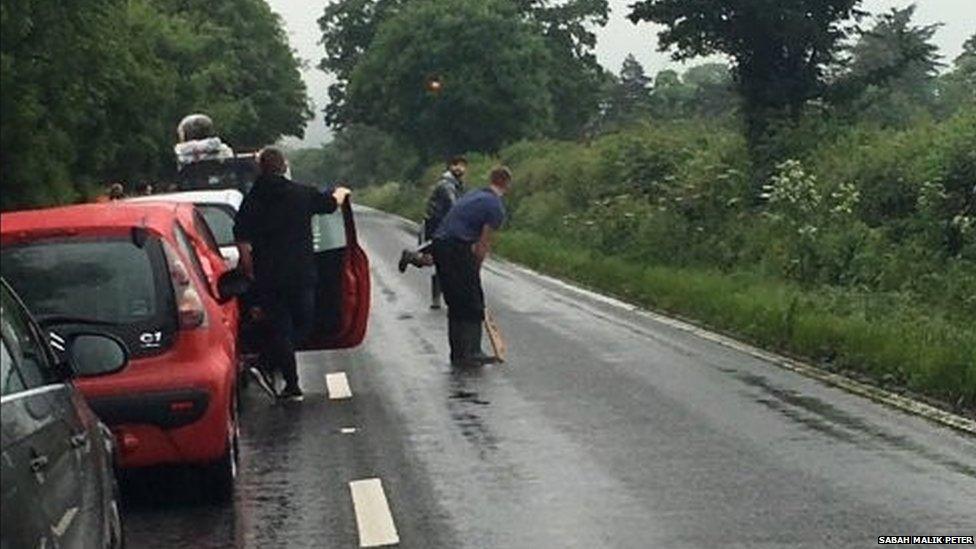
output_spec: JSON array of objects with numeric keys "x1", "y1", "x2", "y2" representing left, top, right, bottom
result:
[
  {"x1": 127, "y1": 189, "x2": 242, "y2": 209},
  {"x1": 0, "y1": 201, "x2": 194, "y2": 238}
]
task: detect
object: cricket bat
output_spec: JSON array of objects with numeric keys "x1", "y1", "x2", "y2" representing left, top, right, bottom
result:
[{"x1": 483, "y1": 308, "x2": 507, "y2": 363}]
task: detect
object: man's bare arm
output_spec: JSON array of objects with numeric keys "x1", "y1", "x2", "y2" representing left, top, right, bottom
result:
[{"x1": 473, "y1": 224, "x2": 494, "y2": 265}]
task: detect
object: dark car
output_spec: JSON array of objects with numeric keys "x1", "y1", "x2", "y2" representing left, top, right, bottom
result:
[{"x1": 0, "y1": 278, "x2": 129, "y2": 549}]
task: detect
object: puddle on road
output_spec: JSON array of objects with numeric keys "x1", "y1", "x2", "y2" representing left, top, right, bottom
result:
[
  {"x1": 397, "y1": 312, "x2": 414, "y2": 320},
  {"x1": 737, "y1": 372, "x2": 976, "y2": 479},
  {"x1": 447, "y1": 371, "x2": 500, "y2": 458},
  {"x1": 450, "y1": 389, "x2": 491, "y2": 406}
]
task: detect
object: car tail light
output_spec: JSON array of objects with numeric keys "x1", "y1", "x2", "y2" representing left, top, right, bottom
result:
[
  {"x1": 163, "y1": 242, "x2": 207, "y2": 329},
  {"x1": 115, "y1": 429, "x2": 139, "y2": 455}
]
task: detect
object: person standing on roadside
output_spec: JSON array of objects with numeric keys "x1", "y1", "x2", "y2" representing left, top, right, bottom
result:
[
  {"x1": 398, "y1": 156, "x2": 468, "y2": 309},
  {"x1": 233, "y1": 146, "x2": 351, "y2": 401},
  {"x1": 431, "y1": 166, "x2": 511, "y2": 367}
]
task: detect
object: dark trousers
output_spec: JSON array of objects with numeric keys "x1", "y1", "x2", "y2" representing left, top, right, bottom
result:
[
  {"x1": 258, "y1": 284, "x2": 315, "y2": 389},
  {"x1": 432, "y1": 239, "x2": 484, "y2": 322}
]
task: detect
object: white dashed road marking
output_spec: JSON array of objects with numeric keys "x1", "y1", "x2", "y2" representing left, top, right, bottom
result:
[
  {"x1": 326, "y1": 372, "x2": 353, "y2": 400},
  {"x1": 340, "y1": 427, "x2": 358, "y2": 434},
  {"x1": 350, "y1": 478, "x2": 399, "y2": 547}
]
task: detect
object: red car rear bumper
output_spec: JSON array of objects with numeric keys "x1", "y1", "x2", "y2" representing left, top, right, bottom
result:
[{"x1": 76, "y1": 337, "x2": 235, "y2": 469}]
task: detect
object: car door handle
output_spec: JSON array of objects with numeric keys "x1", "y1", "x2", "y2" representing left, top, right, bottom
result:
[
  {"x1": 30, "y1": 454, "x2": 49, "y2": 473},
  {"x1": 70, "y1": 432, "x2": 88, "y2": 449}
]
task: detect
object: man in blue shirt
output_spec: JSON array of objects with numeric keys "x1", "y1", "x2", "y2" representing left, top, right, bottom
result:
[{"x1": 431, "y1": 166, "x2": 511, "y2": 366}]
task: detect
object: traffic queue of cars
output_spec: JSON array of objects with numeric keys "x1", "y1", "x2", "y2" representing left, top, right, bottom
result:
[{"x1": 0, "y1": 192, "x2": 370, "y2": 547}]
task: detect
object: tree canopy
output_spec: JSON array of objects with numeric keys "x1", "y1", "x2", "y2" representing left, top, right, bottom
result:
[
  {"x1": 343, "y1": 0, "x2": 555, "y2": 160},
  {"x1": 628, "y1": 0, "x2": 864, "y2": 177},
  {"x1": 318, "y1": 0, "x2": 609, "y2": 142},
  {"x1": 829, "y1": 5, "x2": 944, "y2": 124},
  {"x1": 0, "y1": 0, "x2": 310, "y2": 210}
]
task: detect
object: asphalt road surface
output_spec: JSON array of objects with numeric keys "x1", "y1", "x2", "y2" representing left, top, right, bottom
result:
[{"x1": 124, "y1": 207, "x2": 976, "y2": 548}]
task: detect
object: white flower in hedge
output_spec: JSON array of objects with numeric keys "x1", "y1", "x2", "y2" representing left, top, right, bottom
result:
[
  {"x1": 797, "y1": 225, "x2": 819, "y2": 238},
  {"x1": 766, "y1": 159, "x2": 822, "y2": 214},
  {"x1": 952, "y1": 215, "x2": 974, "y2": 235}
]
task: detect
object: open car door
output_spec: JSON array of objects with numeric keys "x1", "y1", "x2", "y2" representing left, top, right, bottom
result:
[{"x1": 299, "y1": 199, "x2": 371, "y2": 350}]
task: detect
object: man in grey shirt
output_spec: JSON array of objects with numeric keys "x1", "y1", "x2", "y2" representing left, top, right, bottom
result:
[{"x1": 398, "y1": 156, "x2": 468, "y2": 309}]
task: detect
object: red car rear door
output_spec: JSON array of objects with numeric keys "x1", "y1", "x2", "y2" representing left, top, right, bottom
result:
[{"x1": 299, "y1": 200, "x2": 370, "y2": 351}]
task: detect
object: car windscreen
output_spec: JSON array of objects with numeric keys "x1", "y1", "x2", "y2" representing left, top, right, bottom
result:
[
  {"x1": 197, "y1": 203, "x2": 237, "y2": 247},
  {"x1": 0, "y1": 235, "x2": 178, "y2": 358}
]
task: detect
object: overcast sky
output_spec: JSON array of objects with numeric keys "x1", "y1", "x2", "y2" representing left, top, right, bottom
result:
[{"x1": 268, "y1": 0, "x2": 976, "y2": 147}]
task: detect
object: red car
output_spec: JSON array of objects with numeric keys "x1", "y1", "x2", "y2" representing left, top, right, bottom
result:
[{"x1": 0, "y1": 202, "x2": 246, "y2": 500}]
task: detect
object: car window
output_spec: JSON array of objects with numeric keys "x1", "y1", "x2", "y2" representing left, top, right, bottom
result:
[
  {"x1": 192, "y1": 209, "x2": 223, "y2": 254},
  {"x1": 1, "y1": 236, "x2": 177, "y2": 358},
  {"x1": 174, "y1": 223, "x2": 210, "y2": 286},
  {"x1": 0, "y1": 285, "x2": 56, "y2": 390},
  {"x1": 312, "y1": 211, "x2": 347, "y2": 252},
  {"x1": 2, "y1": 237, "x2": 162, "y2": 324},
  {"x1": 196, "y1": 204, "x2": 236, "y2": 247},
  {"x1": 0, "y1": 337, "x2": 27, "y2": 396}
]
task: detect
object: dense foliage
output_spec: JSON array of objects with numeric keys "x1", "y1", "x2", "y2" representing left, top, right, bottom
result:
[
  {"x1": 0, "y1": 0, "x2": 310, "y2": 209},
  {"x1": 628, "y1": 0, "x2": 864, "y2": 177},
  {"x1": 318, "y1": 0, "x2": 609, "y2": 157},
  {"x1": 345, "y1": 0, "x2": 554, "y2": 159}
]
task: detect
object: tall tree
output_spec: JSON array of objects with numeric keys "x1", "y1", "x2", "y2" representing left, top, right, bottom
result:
[
  {"x1": 519, "y1": 0, "x2": 610, "y2": 138},
  {"x1": 830, "y1": 4, "x2": 943, "y2": 123},
  {"x1": 600, "y1": 54, "x2": 653, "y2": 129},
  {"x1": 317, "y1": 0, "x2": 405, "y2": 129},
  {"x1": 318, "y1": 0, "x2": 608, "y2": 139},
  {"x1": 938, "y1": 34, "x2": 976, "y2": 114},
  {"x1": 628, "y1": 0, "x2": 863, "y2": 183},
  {"x1": 343, "y1": 0, "x2": 553, "y2": 160}
]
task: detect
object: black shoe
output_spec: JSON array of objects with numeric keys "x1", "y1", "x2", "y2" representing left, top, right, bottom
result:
[
  {"x1": 248, "y1": 366, "x2": 278, "y2": 399},
  {"x1": 463, "y1": 320, "x2": 495, "y2": 364},
  {"x1": 469, "y1": 352, "x2": 499, "y2": 365},
  {"x1": 278, "y1": 386, "x2": 304, "y2": 402},
  {"x1": 430, "y1": 302, "x2": 442, "y2": 310},
  {"x1": 398, "y1": 249, "x2": 425, "y2": 273}
]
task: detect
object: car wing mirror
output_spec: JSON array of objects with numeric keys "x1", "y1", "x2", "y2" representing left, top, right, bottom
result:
[
  {"x1": 217, "y1": 267, "x2": 251, "y2": 304},
  {"x1": 68, "y1": 333, "x2": 129, "y2": 377}
]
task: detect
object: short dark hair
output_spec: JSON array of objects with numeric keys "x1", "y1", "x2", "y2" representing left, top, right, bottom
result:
[
  {"x1": 258, "y1": 146, "x2": 288, "y2": 176},
  {"x1": 490, "y1": 165, "x2": 512, "y2": 185},
  {"x1": 447, "y1": 155, "x2": 468, "y2": 167}
]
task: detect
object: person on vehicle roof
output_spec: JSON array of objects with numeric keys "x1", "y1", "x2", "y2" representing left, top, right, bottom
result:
[
  {"x1": 398, "y1": 155, "x2": 468, "y2": 309},
  {"x1": 233, "y1": 146, "x2": 351, "y2": 401},
  {"x1": 432, "y1": 165, "x2": 511, "y2": 367}
]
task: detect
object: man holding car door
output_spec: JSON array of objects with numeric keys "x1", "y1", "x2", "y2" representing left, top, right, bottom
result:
[{"x1": 233, "y1": 146, "x2": 351, "y2": 401}]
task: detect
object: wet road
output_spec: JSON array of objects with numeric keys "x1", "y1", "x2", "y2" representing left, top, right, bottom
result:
[{"x1": 125, "y1": 207, "x2": 976, "y2": 548}]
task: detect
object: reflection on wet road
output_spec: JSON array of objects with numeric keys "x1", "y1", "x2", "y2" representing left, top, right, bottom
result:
[{"x1": 123, "y1": 208, "x2": 976, "y2": 548}]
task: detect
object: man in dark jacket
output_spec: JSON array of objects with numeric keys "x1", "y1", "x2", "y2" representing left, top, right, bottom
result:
[
  {"x1": 234, "y1": 146, "x2": 350, "y2": 401},
  {"x1": 398, "y1": 156, "x2": 468, "y2": 309},
  {"x1": 432, "y1": 166, "x2": 511, "y2": 367}
]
